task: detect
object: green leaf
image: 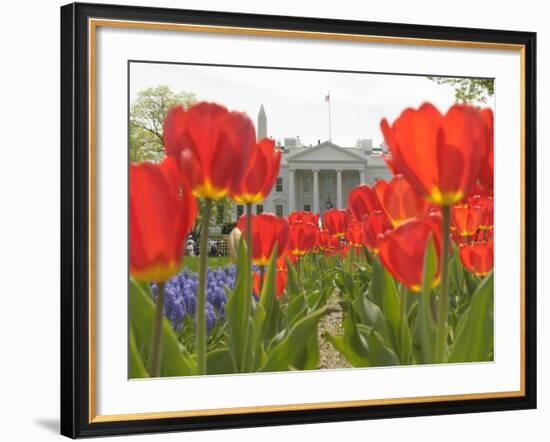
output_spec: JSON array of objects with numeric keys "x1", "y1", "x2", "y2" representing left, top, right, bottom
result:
[
  {"x1": 129, "y1": 327, "x2": 148, "y2": 378},
  {"x1": 129, "y1": 279, "x2": 195, "y2": 377},
  {"x1": 306, "y1": 289, "x2": 323, "y2": 310},
  {"x1": 224, "y1": 237, "x2": 252, "y2": 372},
  {"x1": 325, "y1": 301, "x2": 372, "y2": 367},
  {"x1": 407, "y1": 298, "x2": 419, "y2": 327},
  {"x1": 370, "y1": 258, "x2": 385, "y2": 309},
  {"x1": 207, "y1": 348, "x2": 236, "y2": 375},
  {"x1": 260, "y1": 307, "x2": 326, "y2": 372},
  {"x1": 397, "y1": 314, "x2": 413, "y2": 364},
  {"x1": 464, "y1": 269, "x2": 480, "y2": 297},
  {"x1": 258, "y1": 247, "x2": 279, "y2": 344},
  {"x1": 248, "y1": 302, "x2": 266, "y2": 371},
  {"x1": 382, "y1": 267, "x2": 401, "y2": 339},
  {"x1": 352, "y1": 295, "x2": 392, "y2": 346},
  {"x1": 325, "y1": 332, "x2": 372, "y2": 367},
  {"x1": 449, "y1": 272, "x2": 494, "y2": 362},
  {"x1": 359, "y1": 325, "x2": 400, "y2": 366},
  {"x1": 287, "y1": 294, "x2": 307, "y2": 327},
  {"x1": 413, "y1": 236, "x2": 438, "y2": 364},
  {"x1": 285, "y1": 255, "x2": 300, "y2": 296},
  {"x1": 293, "y1": 329, "x2": 321, "y2": 370},
  {"x1": 368, "y1": 258, "x2": 400, "y2": 352}
]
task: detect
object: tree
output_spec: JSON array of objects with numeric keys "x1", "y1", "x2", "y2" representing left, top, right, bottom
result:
[
  {"x1": 129, "y1": 85, "x2": 196, "y2": 162},
  {"x1": 427, "y1": 77, "x2": 494, "y2": 105}
]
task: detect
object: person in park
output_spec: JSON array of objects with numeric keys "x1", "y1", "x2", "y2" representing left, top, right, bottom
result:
[{"x1": 186, "y1": 237, "x2": 195, "y2": 257}]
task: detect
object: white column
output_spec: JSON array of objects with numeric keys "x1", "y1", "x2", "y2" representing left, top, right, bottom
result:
[
  {"x1": 360, "y1": 168, "x2": 366, "y2": 184},
  {"x1": 313, "y1": 168, "x2": 319, "y2": 214},
  {"x1": 288, "y1": 168, "x2": 296, "y2": 213},
  {"x1": 336, "y1": 169, "x2": 343, "y2": 209}
]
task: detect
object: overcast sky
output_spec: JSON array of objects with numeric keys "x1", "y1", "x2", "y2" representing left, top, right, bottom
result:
[{"x1": 129, "y1": 62, "x2": 494, "y2": 147}]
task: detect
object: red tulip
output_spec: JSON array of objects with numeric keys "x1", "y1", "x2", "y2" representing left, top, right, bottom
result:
[
  {"x1": 424, "y1": 212, "x2": 444, "y2": 248},
  {"x1": 381, "y1": 103, "x2": 488, "y2": 206},
  {"x1": 451, "y1": 205, "x2": 484, "y2": 237},
  {"x1": 130, "y1": 157, "x2": 196, "y2": 282},
  {"x1": 383, "y1": 153, "x2": 400, "y2": 175},
  {"x1": 459, "y1": 241, "x2": 494, "y2": 276},
  {"x1": 253, "y1": 269, "x2": 287, "y2": 299},
  {"x1": 345, "y1": 222, "x2": 364, "y2": 247},
  {"x1": 231, "y1": 138, "x2": 282, "y2": 203},
  {"x1": 236, "y1": 213, "x2": 289, "y2": 266},
  {"x1": 288, "y1": 210, "x2": 320, "y2": 226},
  {"x1": 378, "y1": 217, "x2": 443, "y2": 291},
  {"x1": 275, "y1": 271, "x2": 288, "y2": 298},
  {"x1": 348, "y1": 184, "x2": 381, "y2": 221},
  {"x1": 163, "y1": 102, "x2": 255, "y2": 200},
  {"x1": 276, "y1": 255, "x2": 288, "y2": 272},
  {"x1": 326, "y1": 236, "x2": 342, "y2": 255},
  {"x1": 362, "y1": 210, "x2": 392, "y2": 253},
  {"x1": 316, "y1": 229, "x2": 340, "y2": 254},
  {"x1": 323, "y1": 209, "x2": 351, "y2": 238},
  {"x1": 374, "y1": 175, "x2": 428, "y2": 227},
  {"x1": 467, "y1": 182, "x2": 490, "y2": 201},
  {"x1": 315, "y1": 229, "x2": 329, "y2": 250},
  {"x1": 479, "y1": 196, "x2": 494, "y2": 230},
  {"x1": 479, "y1": 108, "x2": 494, "y2": 192},
  {"x1": 288, "y1": 221, "x2": 317, "y2": 256}
]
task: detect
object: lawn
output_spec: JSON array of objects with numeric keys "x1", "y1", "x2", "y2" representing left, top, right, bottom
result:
[{"x1": 181, "y1": 256, "x2": 232, "y2": 273}]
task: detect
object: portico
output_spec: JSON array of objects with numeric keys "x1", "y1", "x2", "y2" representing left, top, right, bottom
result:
[
  {"x1": 287, "y1": 167, "x2": 365, "y2": 212},
  {"x1": 232, "y1": 140, "x2": 393, "y2": 220},
  {"x1": 284, "y1": 141, "x2": 370, "y2": 213}
]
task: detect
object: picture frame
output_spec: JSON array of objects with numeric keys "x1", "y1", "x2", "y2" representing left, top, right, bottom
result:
[{"x1": 60, "y1": 2, "x2": 537, "y2": 438}]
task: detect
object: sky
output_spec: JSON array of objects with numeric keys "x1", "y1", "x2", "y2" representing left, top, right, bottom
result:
[{"x1": 129, "y1": 62, "x2": 494, "y2": 148}]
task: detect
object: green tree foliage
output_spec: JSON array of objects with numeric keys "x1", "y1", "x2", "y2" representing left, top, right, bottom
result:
[
  {"x1": 427, "y1": 77, "x2": 494, "y2": 105},
  {"x1": 129, "y1": 85, "x2": 196, "y2": 162}
]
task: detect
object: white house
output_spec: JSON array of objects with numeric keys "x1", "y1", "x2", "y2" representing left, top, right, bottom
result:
[{"x1": 232, "y1": 105, "x2": 393, "y2": 220}]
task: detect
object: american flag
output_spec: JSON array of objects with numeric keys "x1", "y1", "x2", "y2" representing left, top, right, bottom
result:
[{"x1": 325, "y1": 93, "x2": 330, "y2": 102}]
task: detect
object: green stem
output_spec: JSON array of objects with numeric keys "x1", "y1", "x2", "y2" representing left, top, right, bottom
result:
[
  {"x1": 296, "y1": 258, "x2": 302, "y2": 290},
  {"x1": 246, "y1": 203, "x2": 253, "y2": 296},
  {"x1": 436, "y1": 205, "x2": 451, "y2": 363},
  {"x1": 196, "y1": 198, "x2": 212, "y2": 375},
  {"x1": 149, "y1": 282, "x2": 165, "y2": 377},
  {"x1": 259, "y1": 265, "x2": 265, "y2": 294},
  {"x1": 401, "y1": 286, "x2": 408, "y2": 324}
]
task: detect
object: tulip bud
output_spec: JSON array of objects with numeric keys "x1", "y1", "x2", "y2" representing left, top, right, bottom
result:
[{"x1": 228, "y1": 227, "x2": 242, "y2": 263}]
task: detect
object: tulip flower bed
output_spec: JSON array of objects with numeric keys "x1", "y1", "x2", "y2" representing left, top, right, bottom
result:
[{"x1": 129, "y1": 101, "x2": 494, "y2": 378}]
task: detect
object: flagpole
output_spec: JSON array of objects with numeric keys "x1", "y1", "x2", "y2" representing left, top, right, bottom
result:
[{"x1": 328, "y1": 91, "x2": 332, "y2": 142}]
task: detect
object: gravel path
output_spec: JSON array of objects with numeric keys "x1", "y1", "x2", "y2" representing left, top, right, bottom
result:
[{"x1": 318, "y1": 290, "x2": 352, "y2": 369}]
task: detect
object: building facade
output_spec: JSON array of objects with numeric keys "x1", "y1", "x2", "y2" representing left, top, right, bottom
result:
[{"x1": 232, "y1": 106, "x2": 393, "y2": 220}]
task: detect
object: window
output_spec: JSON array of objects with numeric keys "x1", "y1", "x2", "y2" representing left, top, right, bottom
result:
[
  {"x1": 304, "y1": 204, "x2": 311, "y2": 212},
  {"x1": 276, "y1": 177, "x2": 283, "y2": 192},
  {"x1": 303, "y1": 177, "x2": 312, "y2": 193},
  {"x1": 256, "y1": 204, "x2": 264, "y2": 215},
  {"x1": 236, "y1": 205, "x2": 244, "y2": 218},
  {"x1": 275, "y1": 204, "x2": 284, "y2": 217}
]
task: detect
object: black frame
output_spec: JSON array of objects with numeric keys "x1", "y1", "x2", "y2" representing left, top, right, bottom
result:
[{"x1": 60, "y1": 2, "x2": 537, "y2": 438}]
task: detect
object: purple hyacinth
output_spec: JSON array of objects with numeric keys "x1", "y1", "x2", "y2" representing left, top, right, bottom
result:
[{"x1": 151, "y1": 265, "x2": 237, "y2": 333}]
